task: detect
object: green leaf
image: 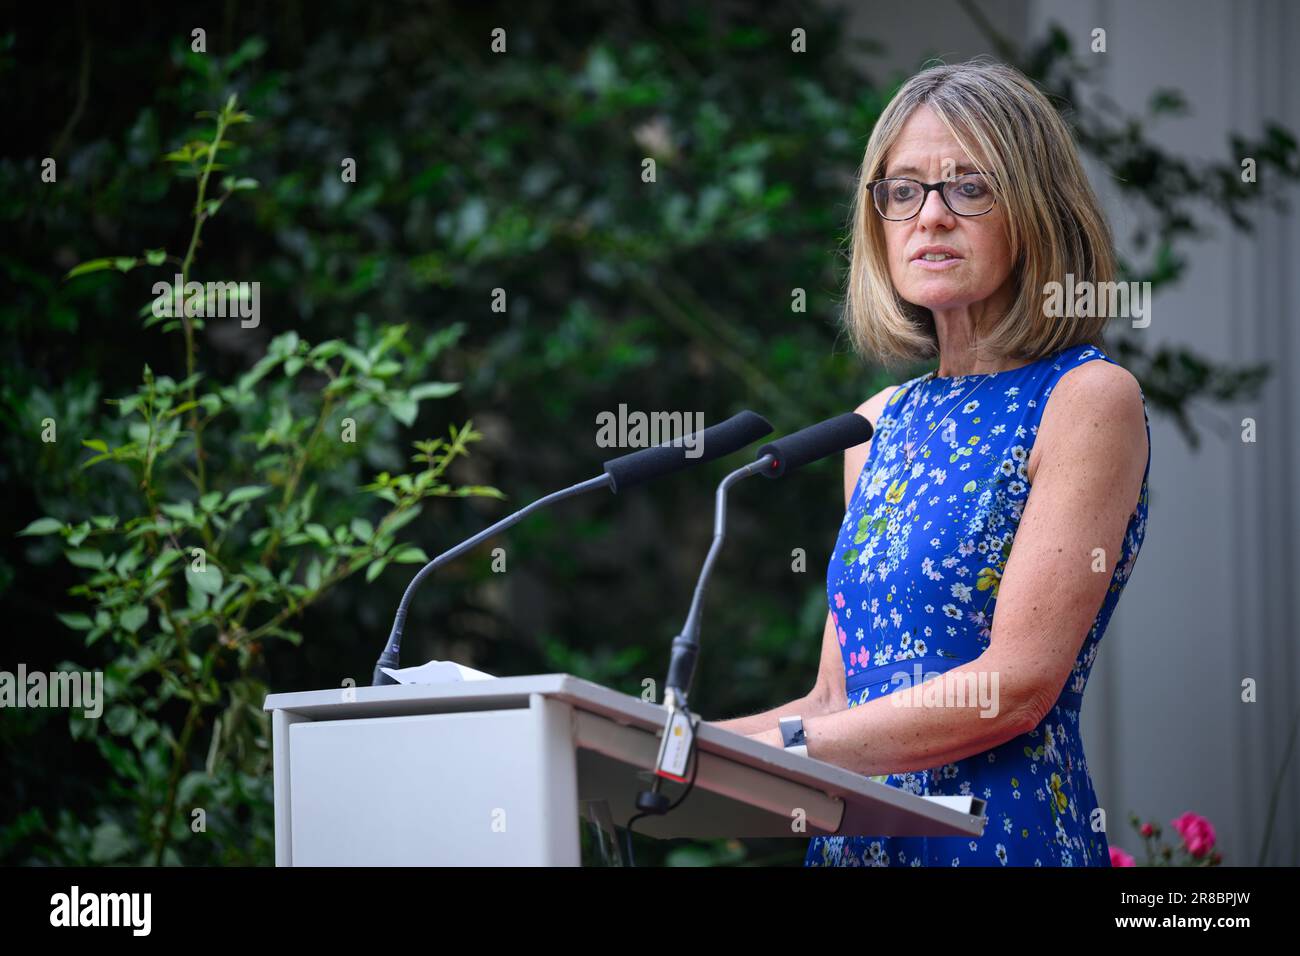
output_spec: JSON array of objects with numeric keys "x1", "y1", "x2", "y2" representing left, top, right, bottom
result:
[
  {"x1": 17, "y1": 517, "x2": 64, "y2": 537},
  {"x1": 392, "y1": 546, "x2": 429, "y2": 564},
  {"x1": 149, "y1": 549, "x2": 182, "y2": 579},
  {"x1": 65, "y1": 548, "x2": 106, "y2": 569},
  {"x1": 82, "y1": 438, "x2": 109, "y2": 453},
  {"x1": 89, "y1": 822, "x2": 132, "y2": 863},
  {"x1": 339, "y1": 345, "x2": 372, "y2": 374},
  {"x1": 120, "y1": 606, "x2": 148, "y2": 633},
  {"x1": 144, "y1": 248, "x2": 168, "y2": 266},
  {"x1": 225, "y1": 485, "x2": 269, "y2": 506},
  {"x1": 113, "y1": 257, "x2": 138, "y2": 273},
  {"x1": 160, "y1": 500, "x2": 196, "y2": 523},
  {"x1": 383, "y1": 505, "x2": 423, "y2": 535},
  {"x1": 386, "y1": 396, "x2": 418, "y2": 427},
  {"x1": 66, "y1": 521, "x2": 92, "y2": 547},
  {"x1": 268, "y1": 331, "x2": 300, "y2": 358},
  {"x1": 365, "y1": 558, "x2": 389, "y2": 582},
  {"x1": 106, "y1": 705, "x2": 137, "y2": 736},
  {"x1": 304, "y1": 524, "x2": 332, "y2": 548},
  {"x1": 115, "y1": 549, "x2": 141, "y2": 575},
  {"x1": 350, "y1": 518, "x2": 374, "y2": 541},
  {"x1": 56, "y1": 613, "x2": 94, "y2": 631},
  {"x1": 64, "y1": 258, "x2": 116, "y2": 279},
  {"x1": 238, "y1": 355, "x2": 283, "y2": 394},
  {"x1": 186, "y1": 564, "x2": 224, "y2": 595},
  {"x1": 309, "y1": 341, "x2": 344, "y2": 361},
  {"x1": 409, "y1": 382, "x2": 461, "y2": 401}
]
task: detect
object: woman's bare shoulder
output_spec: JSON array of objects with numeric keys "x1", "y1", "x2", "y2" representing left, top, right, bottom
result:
[
  {"x1": 853, "y1": 383, "x2": 902, "y2": 430},
  {"x1": 1032, "y1": 358, "x2": 1147, "y2": 484}
]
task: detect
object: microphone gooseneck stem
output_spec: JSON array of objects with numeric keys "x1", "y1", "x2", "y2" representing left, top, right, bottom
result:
[
  {"x1": 664, "y1": 454, "x2": 775, "y2": 705},
  {"x1": 371, "y1": 473, "x2": 614, "y2": 686}
]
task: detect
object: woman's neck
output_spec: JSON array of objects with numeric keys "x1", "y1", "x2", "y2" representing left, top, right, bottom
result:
[{"x1": 931, "y1": 288, "x2": 1019, "y2": 376}]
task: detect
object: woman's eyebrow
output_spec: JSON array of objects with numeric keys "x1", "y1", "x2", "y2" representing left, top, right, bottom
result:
[{"x1": 883, "y1": 161, "x2": 978, "y2": 178}]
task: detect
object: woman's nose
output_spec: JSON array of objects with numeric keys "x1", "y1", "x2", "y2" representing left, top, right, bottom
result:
[{"x1": 917, "y1": 186, "x2": 955, "y2": 228}]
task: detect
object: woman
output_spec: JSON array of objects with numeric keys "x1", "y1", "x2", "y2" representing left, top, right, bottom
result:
[{"x1": 710, "y1": 60, "x2": 1150, "y2": 866}]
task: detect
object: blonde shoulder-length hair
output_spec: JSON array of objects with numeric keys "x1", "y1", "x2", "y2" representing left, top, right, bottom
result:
[{"x1": 844, "y1": 58, "x2": 1115, "y2": 368}]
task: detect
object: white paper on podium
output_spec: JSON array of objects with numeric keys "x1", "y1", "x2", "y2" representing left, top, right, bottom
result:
[{"x1": 380, "y1": 660, "x2": 496, "y2": 684}]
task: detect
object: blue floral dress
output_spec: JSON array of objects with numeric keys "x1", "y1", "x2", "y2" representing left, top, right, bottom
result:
[{"x1": 804, "y1": 342, "x2": 1150, "y2": 867}]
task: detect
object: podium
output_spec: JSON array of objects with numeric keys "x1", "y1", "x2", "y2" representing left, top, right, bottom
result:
[{"x1": 263, "y1": 674, "x2": 987, "y2": 865}]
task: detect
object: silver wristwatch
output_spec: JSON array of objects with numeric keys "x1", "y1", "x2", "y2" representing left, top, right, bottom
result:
[{"x1": 778, "y1": 715, "x2": 808, "y2": 757}]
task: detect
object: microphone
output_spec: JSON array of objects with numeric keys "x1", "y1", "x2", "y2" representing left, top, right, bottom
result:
[
  {"x1": 664, "y1": 411, "x2": 871, "y2": 699},
  {"x1": 755, "y1": 412, "x2": 875, "y2": 479},
  {"x1": 637, "y1": 412, "x2": 873, "y2": 817},
  {"x1": 370, "y1": 410, "x2": 774, "y2": 685},
  {"x1": 603, "y1": 410, "x2": 772, "y2": 492}
]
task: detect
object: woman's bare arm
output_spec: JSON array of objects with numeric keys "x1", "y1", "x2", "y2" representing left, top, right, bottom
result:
[
  {"x1": 746, "y1": 361, "x2": 1148, "y2": 773},
  {"x1": 709, "y1": 610, "x2": 842, "y2": 734}
]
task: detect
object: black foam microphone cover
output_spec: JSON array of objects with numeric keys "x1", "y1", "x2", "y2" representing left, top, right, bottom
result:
[
  {"x1": 757, "y1": 412, "x2": 874, "y2": 479},
  {"x1": 603, "y1": 410, "x2": 774, "y2": 492}
]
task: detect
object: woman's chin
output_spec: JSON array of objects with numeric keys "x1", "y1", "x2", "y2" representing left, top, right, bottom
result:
[{"x1": 902, "y1": 291, "x2": 975, "y2": 312}]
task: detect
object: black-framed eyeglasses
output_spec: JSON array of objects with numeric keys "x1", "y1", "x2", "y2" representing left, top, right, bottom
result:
[{"x1": 867, "y1": 173, "x2": 997, "y2": 220}]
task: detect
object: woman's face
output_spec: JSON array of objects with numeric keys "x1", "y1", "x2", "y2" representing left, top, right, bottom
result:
[{"x1": 879, "y1": 105, "x2": 1015, "y2": 314}]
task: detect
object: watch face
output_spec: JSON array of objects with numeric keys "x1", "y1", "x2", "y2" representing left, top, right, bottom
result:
[{"x1": 779, "y1": 715, "x2": 805, "y2": 748}]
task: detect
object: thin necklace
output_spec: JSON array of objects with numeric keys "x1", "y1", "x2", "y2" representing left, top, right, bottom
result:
[{"x1": 900, "y1": 371, "x2": 993, "y2": 469}]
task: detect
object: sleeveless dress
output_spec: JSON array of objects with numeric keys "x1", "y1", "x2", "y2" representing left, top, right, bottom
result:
[{"x1": 804, "y1": 342, "x2": 1150, "y2": 867}]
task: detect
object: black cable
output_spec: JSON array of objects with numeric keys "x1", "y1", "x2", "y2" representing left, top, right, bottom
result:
[{"x1": 620, "y1": 733, "x2": 701, "y2": 867}]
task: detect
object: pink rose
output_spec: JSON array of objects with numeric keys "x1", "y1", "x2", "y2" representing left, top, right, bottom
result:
[
  {"x1": 1170, "y1": 812, "x2": 1216, "y2": 859},
  {"x1": 1109, "y1": 847, "x2": 1135, "y2": 867},
  {"x1": 1139, "y1": 822, "x2": 1154, "y2": 837}
]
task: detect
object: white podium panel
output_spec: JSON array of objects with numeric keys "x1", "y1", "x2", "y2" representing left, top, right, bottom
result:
[{"x1": 289, "y1": 707, "x2": 578, "y2": 866}]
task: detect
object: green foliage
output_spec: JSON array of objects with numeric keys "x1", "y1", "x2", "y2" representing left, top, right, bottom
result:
[{"x1": 10, "y1": 94, "x2": 498, "y2": 865}]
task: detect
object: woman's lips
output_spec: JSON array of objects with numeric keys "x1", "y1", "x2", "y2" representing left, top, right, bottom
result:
[{"x1": 910, "y1": 255, "x2": 964, "y2": 271}]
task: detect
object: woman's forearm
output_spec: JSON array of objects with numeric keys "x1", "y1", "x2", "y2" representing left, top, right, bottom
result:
[
  {"x1": 708, "y1": 690, "x2": 835, "y2": 737},
  {"x1": 799, "y1": 661, "x2": 1034, "y2": 776}
]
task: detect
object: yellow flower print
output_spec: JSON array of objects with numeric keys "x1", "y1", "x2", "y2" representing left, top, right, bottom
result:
[
  {"x1": 885, "y1": 479, "x2": 908, "y2": 504},
  {"x1": 976, "y1": 566, "x2": 1002, "y2": 597},
  {"x1": 1049, "y1": 772, "x2": 1068, "y2": 815}
]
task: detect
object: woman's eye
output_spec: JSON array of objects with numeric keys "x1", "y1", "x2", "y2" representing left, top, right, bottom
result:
[{"x1": 892, "y1": 184, "x2": 916, "y2": 200}]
